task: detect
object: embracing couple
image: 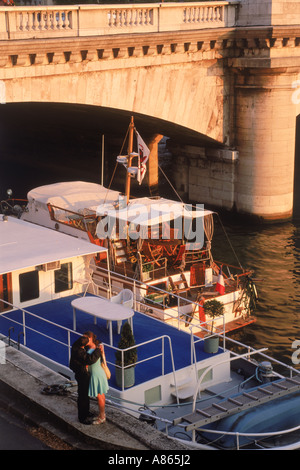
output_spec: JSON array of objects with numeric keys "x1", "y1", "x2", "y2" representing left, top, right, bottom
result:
[{"x1": 70, "y1": 331, "x2": 109, "y2": 425}]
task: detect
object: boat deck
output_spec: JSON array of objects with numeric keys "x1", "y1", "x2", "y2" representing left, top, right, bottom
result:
[{"x1": 0, "y1": 294, "x2": 222, "y2": 390}]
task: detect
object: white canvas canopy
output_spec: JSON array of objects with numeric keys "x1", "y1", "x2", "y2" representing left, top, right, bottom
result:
[
  {"x1": 96, "y1": 197, "x2": 213, "y2": 227},
  {"x1": 26, "y1": 181, "x2": 120, "y2": 213}
]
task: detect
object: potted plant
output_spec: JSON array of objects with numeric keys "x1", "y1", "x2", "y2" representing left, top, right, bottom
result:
[
  {"x1": 203, "y1": 299, "x2": 225, "y2": 353},
  {"x1": 115, "y1": 322, "x2": 138, "y2": 388},
  {"x1": 142, "y1": 262, "x2": 153, "y2": 281}
]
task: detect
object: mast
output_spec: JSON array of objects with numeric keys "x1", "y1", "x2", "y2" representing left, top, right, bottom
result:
[{"x1": 125, "y1": 116, "x2": 135, "y2": 205}]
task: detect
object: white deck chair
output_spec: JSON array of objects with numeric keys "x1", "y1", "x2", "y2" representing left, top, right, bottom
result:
[{"x1": 110, "y1": 289, "x2": 134, "y2": 333}]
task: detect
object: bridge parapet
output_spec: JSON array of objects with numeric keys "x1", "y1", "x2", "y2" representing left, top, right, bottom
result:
[{"x1": 0, "y1": 1, "x2": 239, "y2": 40}]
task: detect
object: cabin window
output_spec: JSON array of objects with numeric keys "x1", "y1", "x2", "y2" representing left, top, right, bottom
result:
[
  {"x1": 19, "y1": 271, "x2": 39, "y2": 303},
  {"x1": 197, "y1": 367, "x2": 212, "y2": 383},
  {"x1": 54, "y1": 262, "x2": 73, "y2": 293},
  {"x1": 144, "y1": 385, "x2": 162, "y2": 405}
]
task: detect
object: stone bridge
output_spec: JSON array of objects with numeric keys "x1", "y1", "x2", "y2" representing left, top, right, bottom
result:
[{"x1": 1, "y1": 1, "x2": 300, "y2": 221}]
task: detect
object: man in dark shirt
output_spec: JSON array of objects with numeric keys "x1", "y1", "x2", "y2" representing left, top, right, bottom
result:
[{"x1": 70, "y1": 333, "x2": 102, "y2": 424}]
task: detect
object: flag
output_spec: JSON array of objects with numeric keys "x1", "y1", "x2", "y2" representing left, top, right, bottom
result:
[
  {"x1": 136, "y1": 131, "x2": 150, "y2": 185},
  {"x1": 216, "y1": 267, "x2": 225, "y2": 295}
]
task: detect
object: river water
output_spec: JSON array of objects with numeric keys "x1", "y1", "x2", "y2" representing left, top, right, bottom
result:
[{"x1": 212, "y1": 216, "x2": 300, "y2": 370}]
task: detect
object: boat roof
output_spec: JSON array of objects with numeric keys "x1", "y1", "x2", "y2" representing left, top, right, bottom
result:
[
  {"x1": 0, "y1": 216, "x2": 107, "y2": 275},
  {"x1": 97, "y1": 197, "x2": 213, "y2": 226},
  {"x1": 27, "y1": 181, "x2": 120, "y2": 213}
]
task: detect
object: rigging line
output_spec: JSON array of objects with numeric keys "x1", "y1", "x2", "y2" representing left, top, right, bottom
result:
[
  {"x1": 102, "y1": 161, "x2": 119, "y2": 205},
  {"x1": 104, "y1": 124, "x2": 130, "y2": 203},
  {"x1": 158, "y1": 164, "x2": 184, "y2": 203},
  {"x1": 216, "y1": 213, "x2": 244, "y2": 271},
  {"x1": 107, "y1": 161, "x2": 118, "y2": 192}
]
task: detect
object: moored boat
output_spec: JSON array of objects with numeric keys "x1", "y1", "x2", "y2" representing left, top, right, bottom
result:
[{"x1": 17, "y1": 117, "x2": 257, "y2": 337}]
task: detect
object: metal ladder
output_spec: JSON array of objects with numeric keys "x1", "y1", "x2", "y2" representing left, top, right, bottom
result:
[{"x1": 174, "y1": 375, "x2": 300, "y2": 432}]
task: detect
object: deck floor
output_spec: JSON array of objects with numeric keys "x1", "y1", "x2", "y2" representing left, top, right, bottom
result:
[{"x1": 0, "y1": 294, "x2": 222, "y2": 390}]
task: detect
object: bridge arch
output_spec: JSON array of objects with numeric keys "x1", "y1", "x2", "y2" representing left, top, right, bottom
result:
[
  {"x1": 2, "y1": 53, "x2": 228, "y2": 145},
  {"x1": 0, "y1": 101, "x2": 220, "y2": 201}
]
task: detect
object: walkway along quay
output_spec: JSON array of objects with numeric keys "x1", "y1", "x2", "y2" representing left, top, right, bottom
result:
[{"x1": 0, "y1": 344, "x2": 192, "y2": 451}]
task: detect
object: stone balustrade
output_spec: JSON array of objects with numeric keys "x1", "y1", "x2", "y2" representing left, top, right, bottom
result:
[{"x1": 0, "y1": 2, "x2": 239, "y2": 40}]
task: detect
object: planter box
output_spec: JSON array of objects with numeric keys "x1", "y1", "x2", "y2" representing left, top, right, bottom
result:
[
  {"x1": 204, "y1": 336, "x2": 219, "y2": 354},
  {"x1": 115, "y1": 366, "x2": 135, "y2": 388}
]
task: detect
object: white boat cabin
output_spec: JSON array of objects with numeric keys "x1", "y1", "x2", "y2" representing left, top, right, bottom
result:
[
  {"x1": 0, "y1": 215, "x2": 107, "y2": 312},
  {"x1": 22, "y1": 181, "x2": 120, "y2": 242}
]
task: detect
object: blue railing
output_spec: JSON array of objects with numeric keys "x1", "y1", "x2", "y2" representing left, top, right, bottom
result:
[{"x1": 0, "y1": 298, "x2": 181, "y2": 395}]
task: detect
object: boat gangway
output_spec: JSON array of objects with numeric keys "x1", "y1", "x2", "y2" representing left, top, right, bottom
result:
[{"x1": 174, "y1": 375, "x2": 300, "y2": 431}]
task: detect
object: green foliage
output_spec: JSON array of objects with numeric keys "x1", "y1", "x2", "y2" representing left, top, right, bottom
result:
[
  {"x1": 115, "y1": 322, "x2": 138, "y2": 367},
  {"x1": 142, "y1": 262, "x2": 153, "y2": 272},
  {"x1": 203, "y1": 299, "x2": 224, "y2": 334},
  {"x1": 203, "y1": 299, "x2": 225, "y2": 319}
]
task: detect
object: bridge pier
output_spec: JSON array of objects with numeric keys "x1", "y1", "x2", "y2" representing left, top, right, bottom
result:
[
  {"x1": 170, "y1": 143, "x2": 238, "y2": 212},
  {"x1": 234, "y1": 67, "x2": 298, "y2": 222},
  {"x1": 170, "y1": 66, "x2": 299, "y2": 223}
]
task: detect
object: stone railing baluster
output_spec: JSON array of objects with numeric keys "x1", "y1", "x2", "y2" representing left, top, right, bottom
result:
[
  {"x1": 27, "y1": 11, "x2": 33, "y2": 31},
  {"x1": 0, "y1": 2, "x2": 238, "y2": 40},
  {"x1": 44, "y1": 11, "x2": 50, "y2": 30}
]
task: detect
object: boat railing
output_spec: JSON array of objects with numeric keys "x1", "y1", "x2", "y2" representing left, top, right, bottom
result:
[
  {"x1": 0, "y1": 197, "x2": 28, "y2": 217},
  {"x1": 103, "y1": 388, "x2": 300, "y2": 450},
  {"x1": 89, "y1": 262, "x2": 231, "y2": 335},
  {"x1": 132, "y1": 399, "x2": 300, "y2": 450},
  {"x1": 175, "y1": 341, "x2": 300, "y2": 448},
  {"x1": 89, "y1": 263, "x2": 230, "y2": 393},
  {"x1": 88, "y1": 265, "x2": 225, "y2": 374},
  {"x1": 112, "y1": 334, "x2": 179, "y2": 395},
  {"x1": 193, "y1": 422, "x2": 300, "y2": 450},
  {"x1": 141, "y1": 258, "x2": 168, "y2": 281},
  {"x1": 190, "y1": 349, "x2": 300, "y2": 449},
  {"x1": 0, "y1": 299, "x2": 80, "y2": 363},
  {"x1": 216, "y1": 332, "x2": 300, "y2": 379},
  {"x1": 47, "y1": 202, "x2": 97, "y2": 233},
  {"x1": 213, "y1": 260, "x2": 254, "y2": 290},
  {"x1": 0, "y1": 299, "x2": 183, "y2": 397},
  {"x1": 91, "y1": 256, "x2": 251, "y2": 303}
]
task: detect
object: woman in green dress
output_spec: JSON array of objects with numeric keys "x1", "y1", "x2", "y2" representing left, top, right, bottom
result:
[{"x1": 87, "y1": 339, "x2": 109, "y2": 424}]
